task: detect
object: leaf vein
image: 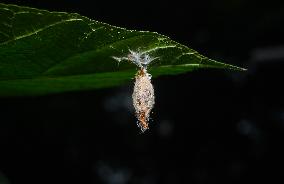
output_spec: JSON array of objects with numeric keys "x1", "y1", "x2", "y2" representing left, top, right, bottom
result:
[{"x1": 0, "y1": 18, "x2": 83, "y2": 46}]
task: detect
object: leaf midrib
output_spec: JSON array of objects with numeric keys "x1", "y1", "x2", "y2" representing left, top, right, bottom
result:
[{"x1": 0, "y1": 63, "x2": 220, "y2": 82}]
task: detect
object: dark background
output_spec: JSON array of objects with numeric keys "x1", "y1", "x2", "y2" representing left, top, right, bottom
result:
[{"x1": 0, "y1": 0, "x2": 284, "y2": 183}]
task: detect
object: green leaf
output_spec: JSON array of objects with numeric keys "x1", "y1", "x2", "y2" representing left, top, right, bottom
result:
[{"x1": 0, "y1": 3, "x2": 246, "y2": 96}]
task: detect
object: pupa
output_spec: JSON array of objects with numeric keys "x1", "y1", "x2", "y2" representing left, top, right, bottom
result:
[{"x1": 113, "y1": 50, "x2": 156, "y2": 132}]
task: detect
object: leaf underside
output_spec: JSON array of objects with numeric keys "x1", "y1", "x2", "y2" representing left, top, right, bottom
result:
[{"x1": 0, "y1": 3, "x2": 246, "y2": 96}]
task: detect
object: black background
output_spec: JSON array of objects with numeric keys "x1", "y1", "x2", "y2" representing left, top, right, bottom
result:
[{"x1": 0, "y1": 0, "x2": 284, "y2": 184}]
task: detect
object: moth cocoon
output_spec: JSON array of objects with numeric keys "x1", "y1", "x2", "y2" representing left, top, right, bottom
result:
[
  {"x1": 112, "y1": 49, "x2": 157, "y2": 132},
  {"x1": 132, "y1": 68, "x2": 155, "y2": 132}
]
